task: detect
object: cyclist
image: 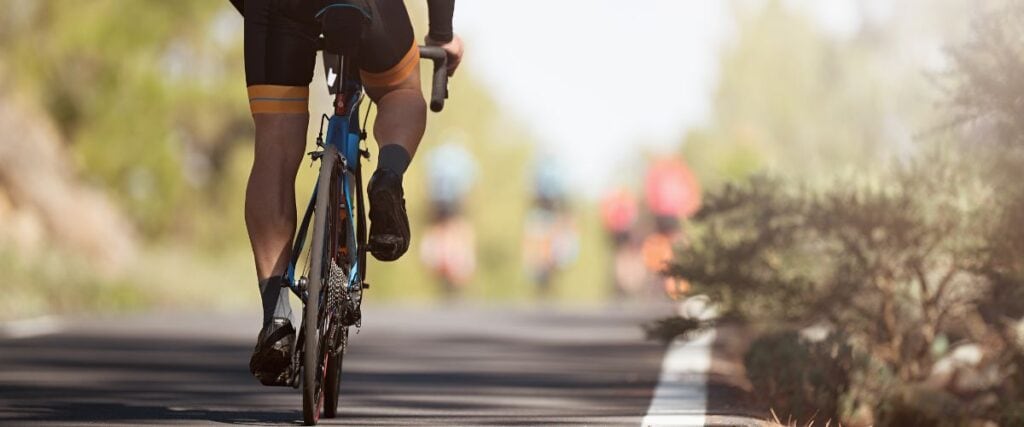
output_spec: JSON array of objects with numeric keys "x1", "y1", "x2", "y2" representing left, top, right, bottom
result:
[
  {"x1": 601, "y1": 187, "x2": 638, "y2": 248},
  {"x1": 522, "y1": 163, "x2": 579, "y2": 297},
  {"x1": 600, "y1": 187, "x2": 645, "y2": 297},
  {"x1": 641, "y1": 157, "x2": 700, "y2": 299},
  {"x1": 228, "y1": 0, "x2": 464, "y2": 386},
  {"x1": 420, "y1": 141, "x2": 477, "y2": 297}
]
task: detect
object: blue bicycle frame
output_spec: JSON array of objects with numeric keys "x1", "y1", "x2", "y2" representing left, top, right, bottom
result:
[
  {"x1": 283, "y1": 87, "x2": 367, "y2": 304},
  {"x1": 277, "y1": 43, "x2": 449, "y2": 304}
]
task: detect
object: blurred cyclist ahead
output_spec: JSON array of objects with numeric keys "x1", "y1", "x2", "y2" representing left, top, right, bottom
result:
[
  {"x1": 522, "y1": 162, "x2": 579, "y2": 297},
  {"x1": 421, "y1": 141, "x2": 477, "y2": 298},
  {"x1": 601, "y1": 187, "x2": 646, "y2": 297},
  {"x1": 642, "y1": 157, "x2": 700, "y2": 300}
]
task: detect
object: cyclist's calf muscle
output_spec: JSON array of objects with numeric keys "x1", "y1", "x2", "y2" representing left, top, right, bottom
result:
[
  {"x1": 365, "y1": 64, "x2": 427, "y2": 157},
  {"x1": 246, "y1": 113, "x2": 308, "y2": 281}
]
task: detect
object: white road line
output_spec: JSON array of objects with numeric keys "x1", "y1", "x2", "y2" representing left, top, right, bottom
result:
[
  {"x1": 641, "y1": 328, "x2": 717, "y2": 427},
  {"x1": 0, "y1": 316, "x2": 63, "y2": 339}
]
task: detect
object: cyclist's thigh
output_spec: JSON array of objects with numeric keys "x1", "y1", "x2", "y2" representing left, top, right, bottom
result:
[
  {"x1": 244, "y1": 0, "x2": 319, "y2": 114},
  {"x1": 358, "y1": 0, "x2": 419, "y2": 91}
]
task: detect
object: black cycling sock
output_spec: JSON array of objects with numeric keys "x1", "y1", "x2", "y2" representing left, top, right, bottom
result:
[
  {"x1": 259, "y1": 276, "x2": 292, "y2": 325},
  {"x1": 377, "y1": 144, "x2": 411, "y2": 176}
]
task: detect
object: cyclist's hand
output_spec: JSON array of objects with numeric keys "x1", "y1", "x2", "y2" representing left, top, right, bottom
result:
[{"x1": 425, "y1": 34, "x2": 463, "y2": 77}]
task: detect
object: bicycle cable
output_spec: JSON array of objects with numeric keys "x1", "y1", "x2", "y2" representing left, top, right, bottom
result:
[{"x1": 361, "y1": 100, "x2": 374, "y2": 148}]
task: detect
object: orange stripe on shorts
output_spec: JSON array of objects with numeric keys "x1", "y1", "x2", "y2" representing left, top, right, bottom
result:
[
  {"x1": 360, "y1": 41, "x2": 420, "y2": 88},
  {"x1": 247, "y1": 85, "x2": 309, "y2": 114}
]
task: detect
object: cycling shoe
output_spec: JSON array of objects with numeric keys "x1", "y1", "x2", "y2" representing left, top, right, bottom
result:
[
  {"x1": 367, "y1": 169, "x2": 411, "y2": 262},
  {"x1": 249, "y1": 317, "x2": 295, "y2": 386}
]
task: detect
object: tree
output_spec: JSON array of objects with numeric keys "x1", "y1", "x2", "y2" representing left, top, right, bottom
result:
[{"x1": 652, "y1": 1, "x2": 1024, "y2": 424}]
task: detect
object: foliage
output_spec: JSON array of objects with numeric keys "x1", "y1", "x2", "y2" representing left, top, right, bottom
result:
[
  {"x1": 946, "y1": 1, "x2": 1024, "y2": 151},
  {"x1": 0, "y1": 244, "x2": 145, "y2": 319},
  {"x1": 876, "y1": 385, "x2": 969, "y2": 427},
  {"x1": 744, "y1": 331, "x2": 854, "y2": 421},
  {"x1": 652, "y1": 2, "x2": 1024, "y2": 423},
  {"x1": 681, "y1": 0, "x2": 931, "y2": 187},
  {"x1": 643, "y1": 315, "x2": 704, "y2": 344},
  {"x1": 661, "y1": 145, "x2": 1021, "y2": 424},
  {"x1": 2, "y1": 0, "x2": 249, "y2": 238},
  {"x1": 947, "y1": 1, "x2": 1024, "y2": 416}
]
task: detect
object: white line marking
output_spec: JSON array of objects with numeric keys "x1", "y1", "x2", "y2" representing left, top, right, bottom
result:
[
  {"x1": 0, "y1": 316, "x2": 63, "y2": 338},
  {"x1": 641, "y1": 328, "x2": 717, "y2": 427}
]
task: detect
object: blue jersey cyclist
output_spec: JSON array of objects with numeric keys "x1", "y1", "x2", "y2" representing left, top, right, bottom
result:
[{"x1": 229, "y1": 0, "x2": 464, "y2": 386}]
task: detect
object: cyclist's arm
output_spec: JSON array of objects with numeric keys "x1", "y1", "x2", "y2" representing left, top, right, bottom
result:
[{"x1": 426, "y1": 0, "x2": 455, "y2": 43}]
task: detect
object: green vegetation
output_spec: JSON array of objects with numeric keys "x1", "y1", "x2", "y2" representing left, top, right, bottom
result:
[
  {"x1": 683, "y1": 1, "x2": 917, "y2": 186},
  {"x1": 652, "y1": 1, "x2": 1024, "y2": 425},
  {"x1": 0, "y1": 245, "x2": 145, "y2": 319},
  {"x1": 2, "y1": 1, "x2": 247, "y2": 238}
]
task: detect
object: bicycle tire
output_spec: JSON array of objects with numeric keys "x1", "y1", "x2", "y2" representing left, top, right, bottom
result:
[
  {"x1": 302, "y1": 145, "x2": 341, "y2": 426},
  {"x1": 323, "y1": 327, "x2": 347, "y2": 418},
  {"x1": 324, "y1": 167, "x2": 358, "y2": 418}
]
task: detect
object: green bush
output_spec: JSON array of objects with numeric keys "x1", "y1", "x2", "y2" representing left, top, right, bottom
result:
[
  {"x1": 655, "y1": 150, "x2": 1024, "y2": 424},
  {"x1": 650, "y1": 4, "x2": 1024, "y2": 424},
  {"x1": 744, "y1": 331, "x2": 853, "y2": 420},
  {"x1": 876, "y1": 385, "x2": 968, "y2": 427}
]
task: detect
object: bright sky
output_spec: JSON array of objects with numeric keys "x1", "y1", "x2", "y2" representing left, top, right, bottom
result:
[{"x1": 454, "y1": 0, "x2": 870, "y2": 197}]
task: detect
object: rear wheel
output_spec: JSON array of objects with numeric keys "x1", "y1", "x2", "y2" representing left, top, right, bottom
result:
[
  {"x1": 324, "y1": 150, "x2": 360, "y2": 418},
  {"x1": 302, "y1": 145, "x2": 342, "y2": 426},
  {"x1": 323, "y1": 328, "x2": 348, "y2": 418}
]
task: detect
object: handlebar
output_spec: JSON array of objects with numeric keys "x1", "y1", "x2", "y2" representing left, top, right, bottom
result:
[{"x1": 418, "y1": 46, "x2": 449, "y2": 112}]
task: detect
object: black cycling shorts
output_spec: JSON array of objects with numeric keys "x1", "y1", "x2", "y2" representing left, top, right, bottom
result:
[{"x1": 233, "y1": 0, "x2": 417, "y2": 114}]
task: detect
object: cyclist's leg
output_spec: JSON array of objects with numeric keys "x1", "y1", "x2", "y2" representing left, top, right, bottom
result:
[
  {"x1": 243, "y1": 0, "x2": 316, "y2": 328},
  {"x1": 246, "y1": 115, "x2": 306, "y2": 296},
  {"x1": 365, "y1": 70, "x2": 426, "y2": 161},
  {"x1": 357, "y1": 0, "x2": 425, "y2": 262},
  {"x1": 243, "y1": 0, "x2": 319, "y2": 386},
  {"x1": 362, "y1": 0, "x2": 425, "y2": 163}
]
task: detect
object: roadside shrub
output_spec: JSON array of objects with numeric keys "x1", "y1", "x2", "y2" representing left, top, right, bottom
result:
[
  {"x1": 656, "y1": 154, "x2": 998, "y2": 424},
  {"x1": 744, "y1": 331, "x2": 853, "y2": 420},
  {"x1": 649, "y1": 3, "x2": 1024, "y2": 425},
  {"x1": 876, "y1": 385, "x2": 968, "y2": 427}
]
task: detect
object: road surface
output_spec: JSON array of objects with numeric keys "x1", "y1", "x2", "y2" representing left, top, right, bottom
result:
[{"x1": 0, "y1": 304, "x2": 750, "y2": 426}]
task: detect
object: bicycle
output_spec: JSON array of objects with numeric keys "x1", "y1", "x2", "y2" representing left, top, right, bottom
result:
[{"x1": 277, "y1": 22, "x2": 450, "y2": 425}]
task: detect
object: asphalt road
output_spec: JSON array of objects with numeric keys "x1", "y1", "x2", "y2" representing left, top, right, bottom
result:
[{"x1": 0, "y1": 304, "x2": 676, "y2": 426}]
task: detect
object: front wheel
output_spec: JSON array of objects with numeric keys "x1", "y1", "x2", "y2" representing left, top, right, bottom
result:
[{"x1": 302, "y1": 145, "x2": 342, "y2": 425}]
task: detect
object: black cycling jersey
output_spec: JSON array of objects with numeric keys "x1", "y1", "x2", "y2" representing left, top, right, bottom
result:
[{"x1": 426, "y1": 0, "x2": 455, "y2": 42}]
